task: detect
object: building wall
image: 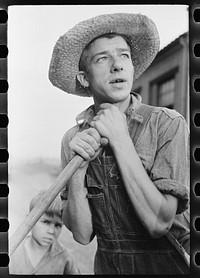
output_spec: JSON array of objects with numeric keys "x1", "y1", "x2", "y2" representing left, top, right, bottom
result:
[{"x1": 132, "y1": 33, "x2": 189, "y2": 123}]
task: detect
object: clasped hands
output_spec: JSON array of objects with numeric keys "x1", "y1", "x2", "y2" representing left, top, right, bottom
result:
[{"x1": 69, "y1": 103, "x2": 129, "y2": 164}]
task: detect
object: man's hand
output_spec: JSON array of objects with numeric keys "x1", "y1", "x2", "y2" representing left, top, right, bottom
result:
[
  {"x1": 69, "y1": 127, "x2": 103, "y2": 167},
  {"x1": 90, "y1": 103, "x2": 129, "y2": 148}
]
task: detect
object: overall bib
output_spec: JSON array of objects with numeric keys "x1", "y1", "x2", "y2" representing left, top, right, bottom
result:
[{"x1": 86, "y1": 149, "x2": 189, "y2": 274}]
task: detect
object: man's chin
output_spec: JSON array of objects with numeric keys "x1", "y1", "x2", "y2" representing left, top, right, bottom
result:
[
  {"x1": 94, "y1": 89, "x2": 131, "y2": 106},
  {"x1": 110, "y1": 90, "x2": 131, "y2": 101}
]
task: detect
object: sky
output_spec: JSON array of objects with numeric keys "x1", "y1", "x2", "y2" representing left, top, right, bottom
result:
[{"x1": 7, "y1": 5, "x2": 189, "y2": 164}]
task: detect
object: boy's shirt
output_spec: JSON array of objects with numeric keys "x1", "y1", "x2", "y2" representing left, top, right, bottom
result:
[{"x1": 9, "y1": 235, "x2": 80, "y2": 275}]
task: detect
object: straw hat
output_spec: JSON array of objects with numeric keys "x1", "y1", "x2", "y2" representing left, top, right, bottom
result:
[{"x1": 49, "y1": 13, "x2": 160, "y2": 97}]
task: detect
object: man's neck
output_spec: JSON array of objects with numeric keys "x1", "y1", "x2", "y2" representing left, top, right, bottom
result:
[{"x1": 94, "y1": 94, "x2": 131, "y2": 113}]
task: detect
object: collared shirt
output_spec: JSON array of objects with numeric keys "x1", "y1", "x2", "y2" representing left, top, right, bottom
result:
[
  {"x1": 61, "y1": 93, "x2": 189, "y2": 215},
  {"x1": 9, "y1": 235, "x2": 80, "y2": 275},
  {"x1": 75, "y1": 92, "x2": 143, "y2": 127}
]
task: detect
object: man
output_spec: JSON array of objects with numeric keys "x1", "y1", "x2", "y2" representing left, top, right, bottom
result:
[{"x1": 49, "y1": 13, "x2": 189, "y2": 274}]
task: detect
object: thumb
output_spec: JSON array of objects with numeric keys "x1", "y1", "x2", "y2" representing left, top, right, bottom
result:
[{"x1": 100, "y1": 137, "x2": 109, "y2": 146}]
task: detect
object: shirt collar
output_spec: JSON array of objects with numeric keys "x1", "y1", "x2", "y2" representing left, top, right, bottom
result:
[
  {"x1": 125, "y1": 92, "x2": 144, "y2": 123},
  {"x1": 75, "y1": 92, "x2": 144, "y2": 126},
  {"x1": 48, "y1": 239, "x2": 65, "y2": 258},
  {"x1": 76, "y1": 104, "x2": 95, "y2": 126}
]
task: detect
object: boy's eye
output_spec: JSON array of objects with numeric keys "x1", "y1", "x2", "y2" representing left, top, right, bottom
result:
[
  {"x1": 43, "y1": 220, "x2": 50, "y2": 225},
  {"x1": 55, "y1": 223, "x2": 62, "y2": 229}
]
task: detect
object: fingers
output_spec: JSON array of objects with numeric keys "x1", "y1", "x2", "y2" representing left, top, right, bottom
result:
[
  {"x1": 90, "y1": 103, "x2": 128, "y2": 147},
  {"x1": 94, "y1": 103, "x2": 115, "y2": 118},
  {"x1": 86, "y1": 128, "x2": 101, "y2": 144},
  {"x1": 70, "y1": 140, "x2": 95, "y2": 160},
  {"x1": 69, "y1": 128, "x2": 101, "y2": 161}
]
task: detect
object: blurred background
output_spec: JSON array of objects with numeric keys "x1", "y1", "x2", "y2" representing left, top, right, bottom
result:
[{"x1": 8, "y1": 5, "x2": 189, "y2": 274}]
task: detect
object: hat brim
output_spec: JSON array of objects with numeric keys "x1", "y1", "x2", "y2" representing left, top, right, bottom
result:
[{"x1": 49, "y1": 13, "x2": 160, "y2": 97}]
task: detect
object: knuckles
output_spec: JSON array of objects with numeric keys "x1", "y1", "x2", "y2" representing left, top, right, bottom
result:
[{"x1": 69, "y1": 128, "x2": 100, "y2": 158}]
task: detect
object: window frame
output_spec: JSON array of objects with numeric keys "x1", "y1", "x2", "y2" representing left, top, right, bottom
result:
[{"x1": 149, "y1": 67, "x2": 178, "y2": 108}]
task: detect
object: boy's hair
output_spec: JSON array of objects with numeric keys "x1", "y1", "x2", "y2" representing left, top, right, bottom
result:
[
  {"x1": 79, "y1": 32, "x2": 131, "y2": 73},
  {"x1": 29, "y1": 190, "x2": 63, "y2": 218}
]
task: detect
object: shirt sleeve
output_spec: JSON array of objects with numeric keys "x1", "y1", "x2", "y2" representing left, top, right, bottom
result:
[
  {"x1": 60, "y1": 125, "x2": 80, "y2": 201},
  {"x1": 150, "y1": 110, "x2": 190, "y2": 214}
]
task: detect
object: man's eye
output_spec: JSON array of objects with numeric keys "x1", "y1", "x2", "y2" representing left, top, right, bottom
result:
[
  {"x1": 97, "y1": 56, "x2": 108, "y2": 62},
  {"x1": 121, "y1": 53, "x2": 130, "y2": 59}
]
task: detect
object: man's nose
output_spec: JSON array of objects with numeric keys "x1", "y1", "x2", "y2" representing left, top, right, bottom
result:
[{"x1": 111, "y1": 57, "x2": 123, "y2": 72}]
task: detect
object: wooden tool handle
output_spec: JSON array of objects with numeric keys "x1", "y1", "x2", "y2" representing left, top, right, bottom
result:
[{"x1": 9, "y1": 155, "x2": 84, "y2": 256}]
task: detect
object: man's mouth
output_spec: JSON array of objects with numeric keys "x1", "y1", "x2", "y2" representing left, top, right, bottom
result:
[{"x1": 110, "y1": 79, "x2": 126, "y2": 84}]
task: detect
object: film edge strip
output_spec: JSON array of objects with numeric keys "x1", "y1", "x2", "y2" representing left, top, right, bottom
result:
[
  {"x1": 0, "y1": 5, "x2": 9, "y2": 277},
  {"x1": 0, "y1": 2, "x2": 200, "y2": 277},
  {"x1": 191, "y1": 3, "x2": 200, "y2": 278}
]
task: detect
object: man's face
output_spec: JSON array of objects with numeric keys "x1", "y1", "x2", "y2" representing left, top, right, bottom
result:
[
  {"x1": 84, "y1": 36, "x2": 134, "y2": 105},
  {"x1": 31, "y1": 213, "x2": 63, "y2": 247}
]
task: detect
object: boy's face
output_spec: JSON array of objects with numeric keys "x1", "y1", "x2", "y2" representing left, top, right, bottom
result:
[
  {"x1": 31, "y1": 213, "x2": 63, "y2": 247},
  {"x1": 83, "y1": 36, "x2": 134, "y2": 105}
]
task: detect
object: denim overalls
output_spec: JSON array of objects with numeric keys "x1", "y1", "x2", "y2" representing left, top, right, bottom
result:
[
  {"x1": 86, "y1": 149, "x2": 189, "y2": 274},
  {"x1": 61, "y1": 93, "x2": 189, "y2": 274}
]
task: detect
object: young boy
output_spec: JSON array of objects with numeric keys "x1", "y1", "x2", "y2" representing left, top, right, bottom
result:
[{"x1": 9, "y1": 190, "x2": 80, "y2": 275}]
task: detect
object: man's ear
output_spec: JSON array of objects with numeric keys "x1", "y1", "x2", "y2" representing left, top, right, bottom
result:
[{"x1": 76, "y1": 71, "x2": 89, "y2": 88}]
